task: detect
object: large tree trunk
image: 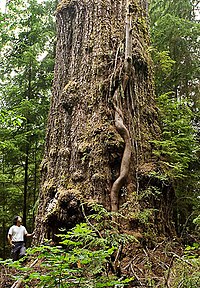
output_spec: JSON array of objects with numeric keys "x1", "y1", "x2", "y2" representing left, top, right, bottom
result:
[{"x1": 34, "y1": 0, "x2": 173, "y2": 244}]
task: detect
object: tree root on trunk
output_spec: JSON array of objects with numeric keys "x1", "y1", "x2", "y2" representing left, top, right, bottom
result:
[{"x1": 110, "y1": 88, "x2": 131, "y2": 213}]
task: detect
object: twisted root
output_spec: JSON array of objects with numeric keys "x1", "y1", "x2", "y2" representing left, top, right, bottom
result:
[{"x1": 110, "y1": 89, "x2": 131, "y2": 212}]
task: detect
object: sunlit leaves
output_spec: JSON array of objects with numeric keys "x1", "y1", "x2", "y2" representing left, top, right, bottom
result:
[{"x1": 0, "y1": 109, "x2": 25, "y2": 128}]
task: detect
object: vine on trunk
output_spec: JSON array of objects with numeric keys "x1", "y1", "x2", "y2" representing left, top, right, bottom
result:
[
  {"x1": 110, "y1": 1, "x2": 133, "y2": 213},
  {"x1": 110, "y1": 88, "x2": 132, "y2": 212}
]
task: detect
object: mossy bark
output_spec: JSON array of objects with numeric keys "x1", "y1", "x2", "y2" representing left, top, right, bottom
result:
[{"x1": 34, "y1": 0, "x2": 173, "y2": 243}]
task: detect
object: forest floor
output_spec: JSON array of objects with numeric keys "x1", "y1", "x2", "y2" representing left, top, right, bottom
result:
[{"x1": 1, "y1": 235, "x2": 199, "y2": 288}]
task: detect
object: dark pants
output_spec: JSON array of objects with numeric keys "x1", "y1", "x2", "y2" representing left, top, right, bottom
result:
[{"x1": 11, "y1": 242, "x2": 26, "y2": 261}]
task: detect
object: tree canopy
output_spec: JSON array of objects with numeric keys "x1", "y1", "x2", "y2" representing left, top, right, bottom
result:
[{"x1": 0, "y1": 0, "x2": 56, "y2": 258}]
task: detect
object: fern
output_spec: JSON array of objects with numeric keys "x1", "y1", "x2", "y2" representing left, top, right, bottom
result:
[{"x1": 1, "y1": 205, "x2": 135, "y2": 287}]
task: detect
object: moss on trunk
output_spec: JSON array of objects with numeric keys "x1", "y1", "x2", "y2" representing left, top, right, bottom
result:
[{"x1": 34, "y1": 0, "x2": 175, "y2": 244}]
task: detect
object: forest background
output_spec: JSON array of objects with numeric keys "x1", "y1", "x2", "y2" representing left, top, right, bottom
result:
[{"x1": 0, "y1": 0, "x2": 199, "y2": 275}]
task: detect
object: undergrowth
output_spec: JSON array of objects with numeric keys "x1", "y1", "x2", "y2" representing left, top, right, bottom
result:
[
  {"x1": 0, "y1": 203, "x2": 199, "y2": 287},
  {"x1": 1, "y1": 204, "x2": 135, "y2": 287}
]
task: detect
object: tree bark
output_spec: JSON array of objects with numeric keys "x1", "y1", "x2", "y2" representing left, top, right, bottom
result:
[{"x1": 34, "y1": 0, "x2": 164, "y2": 243}]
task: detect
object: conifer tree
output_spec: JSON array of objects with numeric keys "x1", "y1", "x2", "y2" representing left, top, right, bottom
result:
[
  {"x1": 0, "y1": 0, "x2": 56, "y2": 258},
  {"x1": 149, "y1": 0, "x2": 200, "y2": 237}
]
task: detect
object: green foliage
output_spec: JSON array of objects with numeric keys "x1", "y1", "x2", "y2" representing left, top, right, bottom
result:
[
  {"x1": 0, "y1": 109, "x2": 25, "y2": 128},
  {"x1": 0, "y1": 0, "x2": 56, "y2": 259},
  {"x1": 149, "y1": 0, "x2": 200, "y2": 100},
  {"x1": 150, "y1": 92, "x2": 199, "y2": 234},
  {"x1": 149, "y1": 47, "x2": 175, "y2": 93},
  {"x1": 171, "y1": 258, "x2": 200, "y2": 287},
  {"x1": 2, "y1": 205, "x2": 135, "y2": 287},
  {"x1": 185, "y1": 242, "x2": 199, "y2": 259},
  {"x1": 139, "y1": 186, "x2": 161, "y2": 201},
  {"x1": 152, "y1": 92, "x2": 198, "y2": 179},
  {"x1": 149, "y1": 0, "x2": 200, "y2": 237},
  {"x1": 136, "y1": 209, "x2": 156, "y2": 225},
  {"x1": 170, "y1": 244, "x2": 200, "y2": 287},
  {"x1": 193, "y1": 215, "x2": 200, "y2": 225}
]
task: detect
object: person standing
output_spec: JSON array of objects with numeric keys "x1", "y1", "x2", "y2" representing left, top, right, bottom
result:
[{"x1": 7, "y1": 216, "x2": 34, "y2": 261}]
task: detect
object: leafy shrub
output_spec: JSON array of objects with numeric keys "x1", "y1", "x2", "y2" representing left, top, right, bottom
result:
[
  {"x1": 170, "y1": 243, "x2": 200, "y2": 287},
  {"x1": 1, "y1": 204, "x2": 135, "y2": 287}
]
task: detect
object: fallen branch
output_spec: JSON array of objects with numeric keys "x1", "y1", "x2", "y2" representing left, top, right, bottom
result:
[
  {"x1": 10, "y1": 258, "x2": 38, "y2": 288},
  {"x1": 165, "y1": 254, "x2": 176, "y2": 288},
  {"x1": 168, "y1": 252, "x2": 194, "y2": 267},
  {"x1": 123, "y1": 257, "x2": 144, "y2": 275},
  {"x1": 130, "y1": 263, "x2": 143, "y2": 286},
  {"x1": 81, "y1": 203, "x2": 102, "y2": 238},
  {"x1": 114, "y1": 243, "x2": 123, "y2": 274}
]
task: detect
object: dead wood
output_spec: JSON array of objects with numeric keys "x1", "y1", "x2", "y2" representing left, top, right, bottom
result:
[{"x1": 10, "y1": 258, "x2": 38, "y2": 288}]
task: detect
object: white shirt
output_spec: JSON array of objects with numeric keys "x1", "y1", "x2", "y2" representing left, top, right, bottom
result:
[{"x1": 8, "y1": 225, "x2": 28, "y2": 242}]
